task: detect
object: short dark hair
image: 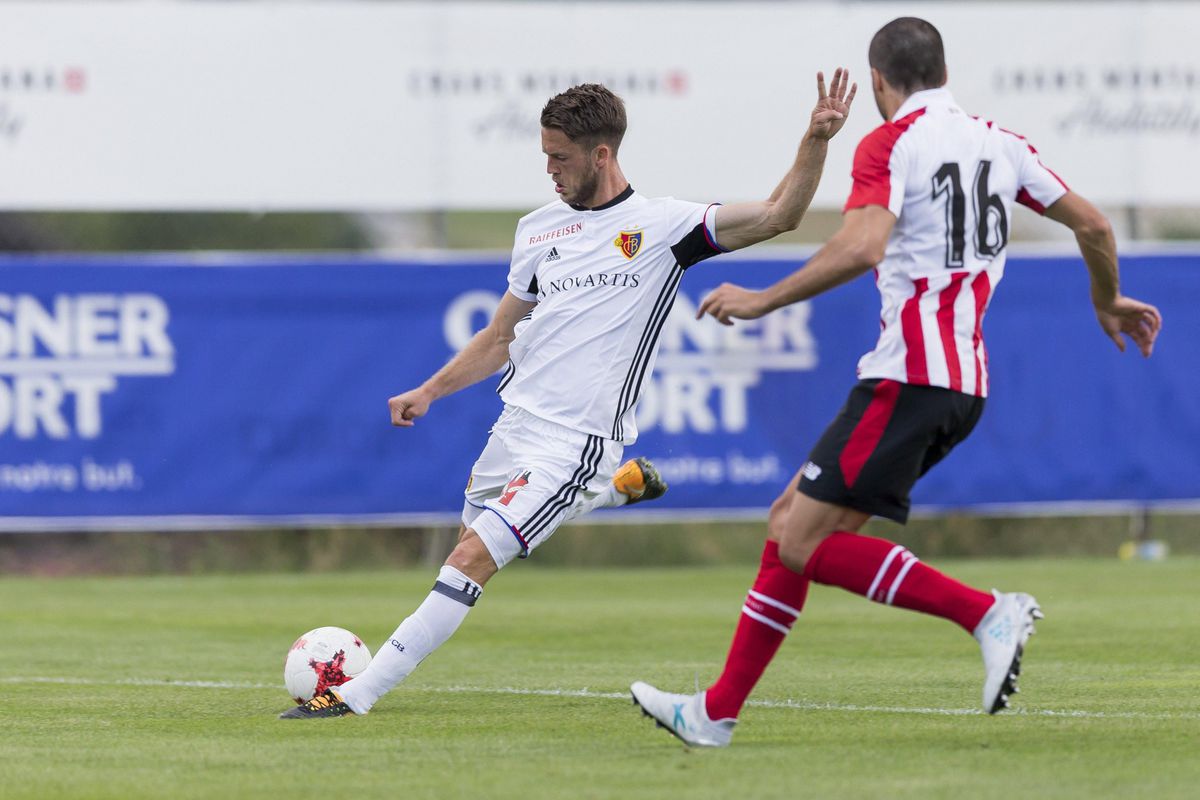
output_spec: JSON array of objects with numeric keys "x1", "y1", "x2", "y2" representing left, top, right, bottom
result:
[
  {"x1": 540, "y1": 83, "x2": 627, "y2": 153},
  {"x1": 869, "y1": 17, "x2": 947, "y2": 95}
]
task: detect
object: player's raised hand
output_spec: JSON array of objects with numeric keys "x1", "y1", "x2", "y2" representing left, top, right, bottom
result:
[
  {"x1": 810, "y1": 68, "x2": 857, "y2": 141},
  {"x1": 1094, "y1": 295, "x2": 1162, "y2": 357},
  {"x1": 697, "y1": 282, "x2": 770, "y2": 326},
  {"x1": 388, "y1": 387, "x2": 433, "y2": 427}
]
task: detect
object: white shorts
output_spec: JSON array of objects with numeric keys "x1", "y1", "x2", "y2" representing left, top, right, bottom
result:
[{"x1": 463, "y1": 405, "x2": 623, "y2": 569}]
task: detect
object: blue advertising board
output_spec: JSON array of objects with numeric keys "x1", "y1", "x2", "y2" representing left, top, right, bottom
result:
[{"x1": 0, "y1": 251, "x2": 1195, "y2": 529}]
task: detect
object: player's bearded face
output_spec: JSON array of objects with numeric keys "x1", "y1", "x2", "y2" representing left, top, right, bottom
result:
[
  {"x1": 565, "y1": 161, "x2": 600, "y2": 205},
  {"x1": 542, "y1": 128, "x2": 599, "y2": 206}
]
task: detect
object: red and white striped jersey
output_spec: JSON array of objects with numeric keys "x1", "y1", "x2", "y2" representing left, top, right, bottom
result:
[{"x1": 845, "y1": 87, "x2": 1068, "y2": 396}]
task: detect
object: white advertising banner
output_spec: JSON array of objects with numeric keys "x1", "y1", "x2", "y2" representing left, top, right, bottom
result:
[{"x1": 0, "y1": 1, "x2": 1196, "y2": 210}]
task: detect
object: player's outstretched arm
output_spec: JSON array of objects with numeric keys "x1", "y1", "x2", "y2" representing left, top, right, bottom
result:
[
  {"x1": 1043, "y1": 192, "x2": 1162, "y2": 357},
  {"x1": 712, "y1": 68, "x2": 857, "y2": 252},
  {"x1": 698, "y1": 205, "x2": 892, "y2": 325},
  {"x1": 388, "y1": 291, "x2": 537, "y2": 427}
]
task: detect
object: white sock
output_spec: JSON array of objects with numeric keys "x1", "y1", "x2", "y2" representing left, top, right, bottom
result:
[
  {"x1": 570, "y1": 482, "x2": 629, "y2": 519},
  {"x1": 337, "y1": 565, "x2": 482, "y2": 714},
  {"x1": 584, "y1": 482, "x2": 627, "y2": 512}
]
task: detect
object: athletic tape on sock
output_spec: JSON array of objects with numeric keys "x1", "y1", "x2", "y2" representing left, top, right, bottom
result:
[{"x1": 432, "y1": 564, "x2": 483, "y2": 607}]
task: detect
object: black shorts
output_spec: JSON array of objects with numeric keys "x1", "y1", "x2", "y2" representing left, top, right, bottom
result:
[{"x1": 798, "y1": 379, "x2": 985, "y2": 523}]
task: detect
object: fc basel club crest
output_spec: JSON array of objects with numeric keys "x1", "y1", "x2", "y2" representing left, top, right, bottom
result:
[{"x1": 613, "y1": 229, "x2": 644, "y2": 260}]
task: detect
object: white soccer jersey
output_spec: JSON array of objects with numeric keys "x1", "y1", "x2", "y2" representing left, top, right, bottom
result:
[
  {"x1": 500, "y1": 187, "x2": 723, "y2": 444},
  {"x1": 846, "y1": 87, "x2": 1069, "y2": 396}
]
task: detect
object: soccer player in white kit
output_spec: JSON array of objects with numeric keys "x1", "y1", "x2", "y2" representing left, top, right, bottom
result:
[
  {"x1": 631, "y1": 17, "x2": 1162, "y2": 746},
  {"x1": 282, "y1": 72, "x2": 858, "y2": 718}
]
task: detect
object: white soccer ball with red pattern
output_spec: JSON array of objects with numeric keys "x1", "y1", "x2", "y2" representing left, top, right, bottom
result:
[{"x1": 283, "y1": 626, "x2": 372, "y2": 704}]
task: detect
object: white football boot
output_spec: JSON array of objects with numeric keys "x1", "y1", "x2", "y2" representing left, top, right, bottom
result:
[
  {"x1": 630, "y1": 682, "x2": 736, "y2": 747},
  {"x1": 973, "y1": 590, "x2": 1044, "y2": 713}
]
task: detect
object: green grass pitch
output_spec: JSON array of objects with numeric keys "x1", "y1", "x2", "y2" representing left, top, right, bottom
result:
[{"x1": 1, "y1": 558, "x2": 1198, "y2": 799}]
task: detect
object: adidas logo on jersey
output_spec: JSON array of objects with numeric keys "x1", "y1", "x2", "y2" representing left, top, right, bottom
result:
[{"x1": 545, "y1": 247, "x2": 561, "y2": 262}]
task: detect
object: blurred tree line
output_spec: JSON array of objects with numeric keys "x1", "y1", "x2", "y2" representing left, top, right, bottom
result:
[
  {"x1": 1, "y1": 208, "x2": 1197, "y2": 253},
  {"x1": 0, "y1": 212, "x2": 372, "y2": 251}
]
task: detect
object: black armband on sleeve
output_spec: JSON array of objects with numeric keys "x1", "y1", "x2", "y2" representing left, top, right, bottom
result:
[{"x1": 670, "y1": 223, "x2": 725, "y2": 269}]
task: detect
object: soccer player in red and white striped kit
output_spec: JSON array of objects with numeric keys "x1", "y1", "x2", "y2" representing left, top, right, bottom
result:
[{"x1": 631, "y1": 16, "x2": 1162, "y2": 746}]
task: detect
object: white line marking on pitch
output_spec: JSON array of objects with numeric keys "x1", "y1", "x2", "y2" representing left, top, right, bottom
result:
[
  {"x1": 4, "y1": 676, "x2": 1195, "y2": 721},
  {"x1": 3, "y1": 676, "x2": 280, "y2": 690}
]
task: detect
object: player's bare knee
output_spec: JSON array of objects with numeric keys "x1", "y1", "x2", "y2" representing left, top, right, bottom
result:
[
  {"x1": 781, "y1": 522, "x2": 831, "y2": 571},
  {"x1": 776, "y1": 533, "x2": 817, "y2": 573},
  {"x1": 445, "y1": 529, "x2": 498, "y2": 585},
  {"x1": 766, "y1": 493, "x2": 793, "y2": 543}
]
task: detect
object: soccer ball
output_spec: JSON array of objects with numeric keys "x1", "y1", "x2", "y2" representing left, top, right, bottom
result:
[{"x1": 283, "y1": 626, "x2": 372, "y2": 704}]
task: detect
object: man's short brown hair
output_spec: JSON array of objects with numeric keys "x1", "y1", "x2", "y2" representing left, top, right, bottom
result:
[
  {"x1": 540, "y1": 83, "x2": 627, "y2": 153},
  {"x1": 869, "y1": 17, "x2": 947, "y2": 95}
]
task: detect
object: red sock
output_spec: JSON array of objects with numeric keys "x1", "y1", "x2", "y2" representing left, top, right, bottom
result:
[
  {"x1": 704, "y1": 540, "x2": 809, "y2": 720},
  {"x1": 803, "y1": 531, "x2": 993, "y2": 632}
]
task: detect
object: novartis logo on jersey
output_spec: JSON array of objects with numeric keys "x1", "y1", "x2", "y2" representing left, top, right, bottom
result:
[
  {"x1": 443, "y1": 289, "x2": 816, "y2": 435},
  {"x1": 537, "y1": 272, "x2": 642, "y2": 298},
  {"x1": 0, "y1": 293, "x2": 174, "y2": 439}
]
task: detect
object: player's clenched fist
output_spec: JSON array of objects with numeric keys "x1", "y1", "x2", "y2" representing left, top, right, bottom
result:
[{"x1": 388, "y1": 387, "x2": 432, "y2": 427}]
